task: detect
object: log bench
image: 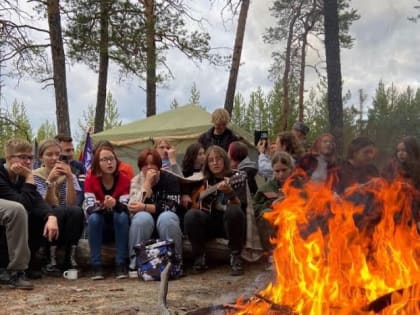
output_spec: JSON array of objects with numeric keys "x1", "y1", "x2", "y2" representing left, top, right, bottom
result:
[{"x1": 74, "y1": 238, "x2": 230, "y2": 268}]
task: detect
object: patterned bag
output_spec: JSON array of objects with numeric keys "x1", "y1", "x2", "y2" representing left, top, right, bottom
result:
[{"x1": 134, "y1": 239, "x2": 182, "y2": 281}]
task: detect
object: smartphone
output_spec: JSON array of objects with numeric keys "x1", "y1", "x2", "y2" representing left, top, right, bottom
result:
[
  {"x1": 254, "y1": 130, "x2": 268, "y2": 146},
  {"x1": 58, "y1": 154, "x2": 70, "y2": 164}
]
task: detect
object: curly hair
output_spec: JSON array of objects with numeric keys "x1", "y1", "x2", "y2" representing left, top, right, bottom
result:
[
  {"x1": 276, "y1": 131, "x2": 305, "y2": 160},
  {"x1": 182, "y1": 143, "x2": 204, "y2": 177}
]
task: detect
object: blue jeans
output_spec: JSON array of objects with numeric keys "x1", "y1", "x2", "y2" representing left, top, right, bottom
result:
[
  {"x1": 128, "y1": 211, "x2": 182, "y2": 269},
  {"x1": 87, "y1": 211, "x2": 129, "y2": 266}
]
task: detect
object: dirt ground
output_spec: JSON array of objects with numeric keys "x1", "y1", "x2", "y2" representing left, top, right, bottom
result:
[{"x1": 0, "y1": 261, "x2": 273, "y2": 315}]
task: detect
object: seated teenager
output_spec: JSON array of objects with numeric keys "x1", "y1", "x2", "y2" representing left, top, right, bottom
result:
[
  {"x1": 91, "y1": 140, "x2": 135, "y2": 180},
  {"x1": 335, "y1": 137, "x2": 380, "y2": 236},
  {"x1": 0, "y1": 139, "x2": 59, "y2": 285},
  {"x1": 258, "y1": 131, "x2": 305, "y2": 180},
  {"x1": 84, "y1": 145, "x2": 130, "y2": 280},
  {"x1": 253, "y1": 152, "x2": 297, "y2": 255},
  {"x1": 184, "y1": 145, "x2": 247, "y2": 276},
  {"x1": 381, "y1": 136, "x2": 420, "y2": 229},
  {"x1": 382, "y1": 136, "x2": 420, "y2": 187},
  {"x1": 127, "y1": 149, "x2": 183, "y2": 275},
  {"x1": 180, "y1": 143, "x2": 206, "y2": 210},
  {"x1": 228, "y1": 141, "x2": 258, "y2": 195},
  {"x1": 154, "y1": 138, "x2": 182, "y2": 175},
  {"x1": 335, "y1": 137, "x2": 379, "y2": 195},
  {"x1": 54, "y1": 134, "x2": 86, "y2": 206},
  {"x1": 297, "y1": 133, "x2": 338, "y2": 185},
  {"x1": 33, "y1": 139, "x2": 85, "y2": 274}
]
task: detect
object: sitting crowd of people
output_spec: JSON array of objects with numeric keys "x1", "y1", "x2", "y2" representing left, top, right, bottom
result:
[{"x1": 1, "y1": 107, "x2": 420, "y2": 290}]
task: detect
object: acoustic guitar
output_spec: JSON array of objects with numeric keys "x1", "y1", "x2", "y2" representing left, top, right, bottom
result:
[{"x1": 191, "y1": 172, "x2": 247, "y2": 213}]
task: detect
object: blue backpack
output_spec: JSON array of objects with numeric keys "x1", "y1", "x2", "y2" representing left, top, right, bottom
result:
[{"x1": 134, "y1": 239, "x2": 182, "y2": 281}]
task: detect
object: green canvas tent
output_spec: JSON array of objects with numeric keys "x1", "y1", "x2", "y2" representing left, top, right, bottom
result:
[{"x1": 91, "y1": 104, "x2": 257, "y2": 170}]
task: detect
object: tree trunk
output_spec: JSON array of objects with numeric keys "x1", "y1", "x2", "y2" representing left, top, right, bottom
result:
[
  {"x1": 298, "y1": 32, "x2": 307, "y2": 122},
  {"x1": 224, "y1": 0, "x2": 250, "y2": 115},
  {"x1": 324, "y1": 0, "x2": 344, "y2": 155},
  {"x1": 47, "y1": 0, "x2": 70, "y2": 136},
  {"x1": 281, "y1": 4, "x2": 301, "y2": 131},
  {"x1": 145, "y1": 0, "x2": 156, "y2": 117},
  {"x1": 298, "y1": 2, "x2": 316, "y2": 122},
  {"x1": 94, "y1": 0, "x2": 110, "y2": 133}
]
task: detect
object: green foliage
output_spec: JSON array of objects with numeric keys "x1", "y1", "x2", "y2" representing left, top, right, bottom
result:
[
  {"x1": 64, "y1": 0, "x2": 216, "y2": 82},
  {"x1": 366, "y1": 82, "x2": 420, "y2": 166},
  {"x1": 75, "y1": 90, "x2": 122, "y2": 148},
  {"x1": 0, "y1": 100, "x2": 33, "y2": 156},
  {"x1": 36, "y1": 120, "x2": 57, "y2": 142},
  {"x1": 264, "y1": 0, "x2": 360, "y2": 78},
  {"x1": 189, "y1": 82, "x2": 201, "y2": 106}
]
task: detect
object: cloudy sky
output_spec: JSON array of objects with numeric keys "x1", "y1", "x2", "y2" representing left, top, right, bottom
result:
[{"x1": 2, "y1": 0, "x2": 420, "y2": 137}]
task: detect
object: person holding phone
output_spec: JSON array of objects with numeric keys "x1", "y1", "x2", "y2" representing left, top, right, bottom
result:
[
  {"x1": 54, "y1": 134, "x2": 87, "y2": 206},
  {"x1": 32, "y1": 139, "x2": 84, "y2": 275},
  {"x1": 257, "y1": 137, "x2": 272, "y2": 180}
]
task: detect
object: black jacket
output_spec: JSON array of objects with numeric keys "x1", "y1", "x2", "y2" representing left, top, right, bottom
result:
[
  {"x1": 0, "y1": 161, "x2": 53, "y2": 219},
  {"x1": 198, "y1": 127, "x2": 238, "y2": 152}
]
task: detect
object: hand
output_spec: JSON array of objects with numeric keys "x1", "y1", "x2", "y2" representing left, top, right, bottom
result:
[
  {"x1": 127, "y1": 200, "x2": 143, "y2": 212},
  {"x1": 55, "y1": 161, "x2": 72, "y2": 178},
  {"x1": 217, "y1": 179, "x2": 232, "y2": 194},
  {"x1": 145, "y1": 169, "x2": 159, "y2": 185},
  {"x1": 103, "y1": 195, "x2": 116, "y2": 209},
  {"x1": 257, "y1": 139, "x2": 267, "y2": 154},
  {"x1": 10, "y1": 162, "x2": 32, "y2": 178},
  {"x1": 181, "y1": 194, "x2": 192, "y2": 208},
  {"x1": 47, "y1": 163, "x2": 67, "y2": 182},
  {"x1": 43, "y1": 216, "x2": 59, "y2": 241},
  {"x1": 167, "y1": 147, "x2": 177, "y2": 164}
]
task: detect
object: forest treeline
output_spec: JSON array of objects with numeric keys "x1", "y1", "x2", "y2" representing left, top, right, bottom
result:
[{"x1": 1, "y1": 0, "x2": 419, "y2": 160}]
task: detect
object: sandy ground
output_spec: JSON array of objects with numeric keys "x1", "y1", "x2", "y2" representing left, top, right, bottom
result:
[{"x1": 0, "y1": 261, "x2": 273, "y2": 315}]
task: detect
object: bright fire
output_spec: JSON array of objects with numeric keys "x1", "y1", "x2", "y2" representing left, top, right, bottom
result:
[{"x1": 233, "y1": 174, "x2": 420, "y2": 314}]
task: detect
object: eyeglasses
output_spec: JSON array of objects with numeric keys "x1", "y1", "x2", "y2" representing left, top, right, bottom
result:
[
  {"x1": 10, "y1": 154, "x2": 34, "y2": 161},
  {"x1": 99, "y1": 156, "x2": 116, "y2": 163},
  {"x1": 208, "y1": 156, "x2": 223, "y2": 164}
]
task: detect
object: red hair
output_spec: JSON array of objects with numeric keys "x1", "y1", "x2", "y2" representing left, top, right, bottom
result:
[{"x1": 137, "y1": 148, "x2": 162, "y2": 170}]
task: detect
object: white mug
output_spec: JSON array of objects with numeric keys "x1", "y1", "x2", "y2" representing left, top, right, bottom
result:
[{"x1": 63, "y1": 269, "x2": 78, "y2": 280}]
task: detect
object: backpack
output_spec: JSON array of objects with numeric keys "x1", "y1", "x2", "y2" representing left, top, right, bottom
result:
[{"x1": 134, "y1": 239, "x2": 182, "y2": 281}]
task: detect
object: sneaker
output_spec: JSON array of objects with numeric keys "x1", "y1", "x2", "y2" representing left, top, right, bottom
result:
[
  {"x1": 90, "y1": 266, "x2": 104, "y2": 280},
  {"x1": 115, "y1": 264, "x2": 128, "y2": 279},
  {"x1": 192, "y1": 253, "x2": 208, "y2": 274},
  {"x1": 0, "y1": 268, "x2": 11, "y2": 285},
  {"x1": 26, "y1": 269, "x2": 43, "y2": 279},
  {"x1": 230, "y1": 252, "x2": 244, "y2": 276},
  {"x1": 42, "y1": 264, "x2": 62, "y2": 277},
  {"x1": 9, "y1": 271, "x2": 34, "y2": 290}
]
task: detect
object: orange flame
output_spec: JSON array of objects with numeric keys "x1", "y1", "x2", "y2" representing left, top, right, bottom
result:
[{"x1": 233, "y1": 175, "x2": 420, "y2": 314}]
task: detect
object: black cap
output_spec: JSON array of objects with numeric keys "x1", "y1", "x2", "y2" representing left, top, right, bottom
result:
[{"x1": 292, "y1": 122, "x2": 309, "y2": 136}]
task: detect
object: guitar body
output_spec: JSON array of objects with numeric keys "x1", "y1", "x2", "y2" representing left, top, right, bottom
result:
[
  {"x1": 190, "y1": 172, "x2": 247, "y2": 213},
  {"x1": 191, "y1": 184, "x2": 206, "y2": 209}
]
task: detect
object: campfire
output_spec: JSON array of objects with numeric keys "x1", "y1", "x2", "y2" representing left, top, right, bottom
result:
[{"x1": 232, "y1": 175, "x2": 420, "y2": 314}]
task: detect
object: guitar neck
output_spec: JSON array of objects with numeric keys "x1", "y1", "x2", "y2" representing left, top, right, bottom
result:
[{"x1": 199, "y1": 184, "x2": 219, "y2": 201}]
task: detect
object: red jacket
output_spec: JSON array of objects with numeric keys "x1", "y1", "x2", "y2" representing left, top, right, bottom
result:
[{"x1": 84, "y1": 172, "x2": 130, "y2": 204}]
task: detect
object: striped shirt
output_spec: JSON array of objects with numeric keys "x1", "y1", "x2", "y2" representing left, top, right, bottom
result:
[{"x1": 34, "y1": 174, "x2": 81, "y2": 207}]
